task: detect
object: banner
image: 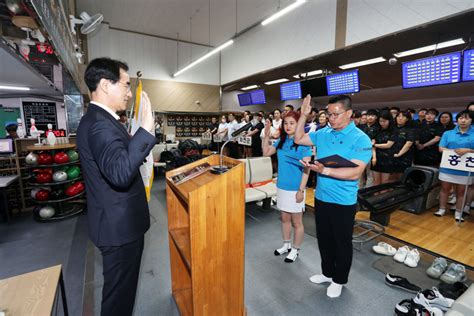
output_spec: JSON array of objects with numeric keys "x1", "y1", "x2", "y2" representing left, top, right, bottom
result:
[{"x1": 130, "y1": 80, "x2": 154, "y2": 201}]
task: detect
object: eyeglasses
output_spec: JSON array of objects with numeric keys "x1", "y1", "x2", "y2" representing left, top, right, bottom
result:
[
  {"x1": 109, "y1": 79, "x2": 131, "y2": 92},
  {"x1": 326, "y1": 110, "x2": 347, "y2": 119}
]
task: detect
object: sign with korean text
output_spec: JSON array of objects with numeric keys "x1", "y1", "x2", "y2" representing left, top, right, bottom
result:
[{"x1": 440, "y1": 150, "x2": 474, "y2": 173}]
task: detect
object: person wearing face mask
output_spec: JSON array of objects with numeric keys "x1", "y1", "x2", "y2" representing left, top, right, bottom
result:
[
  {"x1": 247, "y1": 113, "x2": 264, "y2": 157},
  {"x1": 435, "y1": 110, "x2": 474, "y2": 222},
  {"x1": 77, "y1": 58, "x2": 156, "y2": 315},
  {"x1": 263, "y1": 111, "x2": 312, "y2": 263},
  {"x1": 414, "y1": 108, "x2": 443, "y2": 167},
  {"x1": 295, "y1": 94, "x2": 372, "y2": 298}
]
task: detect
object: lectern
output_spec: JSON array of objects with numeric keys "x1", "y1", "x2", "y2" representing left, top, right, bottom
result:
[{"x1": 165, "y1": 154, "x2": 246, "y2": 316}]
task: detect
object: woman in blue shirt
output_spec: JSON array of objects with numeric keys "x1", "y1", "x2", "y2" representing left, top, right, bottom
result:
[
  {"x1": 263, "y1": 111, "x2": 312, "y2": 263},
  {"x1": 435, "y1": 110, "x2": 474, "y2": 222}
]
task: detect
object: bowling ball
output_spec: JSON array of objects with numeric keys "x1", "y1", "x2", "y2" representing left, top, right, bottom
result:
[
  {"x1": 65, "y1": 181, "x2": 84, "y2": 197},
  {"x1": 53, "y1": 152, "x2": 69, "y2": 164},
  {"x1": 38, "y1": 153, "x2": 53, "y2": 165},
  {"x1": 53, "y1": 171, "x2": 68, "y2": 182},
  {"x1": 25, "y1": 152, "x2": 39, "y2": 165},
  {"x1": 39, "y1": 206, "x2": 55, "y2": 218},
  {"x1": 57, "y1": 166, "x2": 69, "y2": 172},
  {"x1": 66, "y1": 150, "x2": 79, "y2": 162},
  {"x1": 50, "y1": 189, "x2": 64, "y2": 200},
  {"x1": 35, "y1": 172, "x2": 52, "y2": 183},
  {"x1": 66, "y1": 166, "x2": 80, "y2": 179},
  {"x1": 35, "y1": 189, "x2": 50, "y2": 201},
  {"x1": 31, "y1": 188, "x2": 41, "y2": 199}
]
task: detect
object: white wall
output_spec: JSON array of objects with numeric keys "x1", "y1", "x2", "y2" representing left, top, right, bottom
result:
[
  {"x1": 346, "y1": 0, "x2": 474, "y2": 46},
  {"x1": 87, "y1": 24, "x2": 220, "y2": 85},
  {"x1": 221, "y1": 0, "x2": 337, "y2": 85},
  {"x1": 0, "y1": 98, "x2": 67, "y2": 131}
]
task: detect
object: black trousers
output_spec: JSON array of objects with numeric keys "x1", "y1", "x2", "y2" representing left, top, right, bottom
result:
[
  {"x1": 99, "y1": 236, "x2": 144, "y2": 316},
  {"x1": 314, "y1": 199, "x2": 356, "y2": 285}
]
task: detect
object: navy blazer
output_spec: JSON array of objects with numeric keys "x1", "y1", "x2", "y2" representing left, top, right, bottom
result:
[{"x1": 77, "y1": 103, "x2": 155, "y2": 247}]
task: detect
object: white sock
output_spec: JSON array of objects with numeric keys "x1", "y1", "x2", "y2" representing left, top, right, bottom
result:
[
  {"x1": 326, "y1": 282, "x2": 343, "y2": 298},
  {"x1": 309, "y1": 274, "x2": 332, "y2": 284},
  {"x1": 274, "y1": 240, "x2": 291, "y2": 255}
]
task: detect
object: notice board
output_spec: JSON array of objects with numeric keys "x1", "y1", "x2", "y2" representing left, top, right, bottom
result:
[{"x1": 22, "y1": 101, "x2": 58, "y2": 132}]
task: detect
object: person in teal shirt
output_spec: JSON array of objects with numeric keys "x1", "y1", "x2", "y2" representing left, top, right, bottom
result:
[
  {"x1": 263, "y1": 110, "x2": 312, "y2": 263},
  {"x1": 295, "y1": 94, "x2": 372, "y2": 298},
  {"x1": 435, "y1": 110, "x2": 474, "y2": 222}
]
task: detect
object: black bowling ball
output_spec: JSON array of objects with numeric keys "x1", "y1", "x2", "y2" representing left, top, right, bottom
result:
[{"x1": 50, "y1": 189, "x2": 64, "y2": 200}]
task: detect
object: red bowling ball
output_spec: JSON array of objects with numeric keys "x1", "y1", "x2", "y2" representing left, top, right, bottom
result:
[
  {"x1": 53, "y1": 152, "x2": 69, "y2": 164},
  {"x1": 35, "y1": 189, "x2": 50, "y2": 201},
  {"x1": 65, "y1": 182, "x2": 85, "y2": 197},
  {"x1": 38, "y1": 153, "x2": 53, "y2": 165},
  {"x1": 35, "y1": 172, "x2": 53, "y2": 183}
]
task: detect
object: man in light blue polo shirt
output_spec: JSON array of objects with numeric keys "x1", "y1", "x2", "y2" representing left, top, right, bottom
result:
[{"x1": 295, "y1": 94, "x2": 372, "y2": 298}]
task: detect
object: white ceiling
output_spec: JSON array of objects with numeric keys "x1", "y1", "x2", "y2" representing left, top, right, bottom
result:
[
  {"x1": 77, "y1": 0, "x2": 292, "y2": 46},
  {"x1": 0, "y1": 43, "x2": 62, "y2": 96}
]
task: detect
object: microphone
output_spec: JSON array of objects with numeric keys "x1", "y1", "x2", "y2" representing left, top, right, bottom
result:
[
  {"x1": 210, "y1": 122, "x2": 252, "y2": 174},
  {"x1": 231, "y1": 122, "x2": 252, "y2": 137}
]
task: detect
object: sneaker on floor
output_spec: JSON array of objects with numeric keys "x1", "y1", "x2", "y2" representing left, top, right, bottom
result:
[
  {"x1": 434, "y1": 208, "x2": 446, "y2": 217},
  {"x1": 372, "y1": 242, "x2": 397, "y2": 256},
  {"x1": 404, "y1": 249, "x2": 420, "y2": 268},
  {"x1": 274, "y1": 243, "x2": 291, "y2": 256},
  {"x1": 454, "y1": 210, "x2": 465, "y2": 222},
  {"x1": 462, "y1": 205, "x2": 470, "y2": 215},
  {"x1": 256, "y1": 201, "x2": 263, "y2": 207},
  {"x1": 394, "y1": 246, "x2": 410, "y2": 263},
  {"x1": 385, "y1": 274, "x2": 422, "y2": 293},
  {"x1": 448, "y1": 194, "x2": 456, "y2": 205},
  {"x1": 426, "y1": 257, "x2": 448, "y2": 279},
  {"x1": 413, "y1": 291, "x2": 445, "y2": 316},
  {"x1": 415, "y1": 287, "x2": 454, "y2": 311},
  {"x1": 395, "y1": 299, "x2": 432, "y2": 316},
  {"x1": 284, "y1": 248, "x2": 299, "y2": 263},
  {"x1": 309, "y1": 274, "x2": 332, "y2": 284},
  {"x1": 440, "y1": 263, "x2": 467, "y2": 284},
  {"x1": 437, "y1": 281, "x2": 469, "y2": 300}
]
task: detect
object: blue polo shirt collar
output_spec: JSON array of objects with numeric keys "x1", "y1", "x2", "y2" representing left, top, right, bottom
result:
[
  {"x1": 455, "y1": 125, "x2": 473, "y2": 136},
  {"x1": 330, "y1": 121, "x2": 356, "y2": 135}
]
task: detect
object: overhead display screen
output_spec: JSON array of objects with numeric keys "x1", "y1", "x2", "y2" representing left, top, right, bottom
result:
[
  {"x1": 249, "y1": 89, "x2": 266, "y2": 104},
  {"x1": 280, "y1": 81, "x2": 302, "y2": 100},
  {"x1": 237, "y1": 93, "x2": 252, "y2": 106},
  {"x1": 402, "y1": 52, "x2": 461, "y2": 88},
  {"x1": 462, "y1": 49, "x2": 474, "y2": 82},
  {"x1": 326, "y1": 70, "x2": 360, "y2": 95}
]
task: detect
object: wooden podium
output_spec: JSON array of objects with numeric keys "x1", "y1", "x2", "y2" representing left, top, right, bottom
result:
[{"x1": 165, "y1": 154, "x2": 246, "y2": 316}]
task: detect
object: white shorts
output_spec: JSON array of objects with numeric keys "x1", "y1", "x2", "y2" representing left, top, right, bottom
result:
[
  {"x1": 276, "y1": 188, "x2": 306, "y2": 213},
  {"x1": 439, "y1": 172, "x2": 474, "y2": 185}
]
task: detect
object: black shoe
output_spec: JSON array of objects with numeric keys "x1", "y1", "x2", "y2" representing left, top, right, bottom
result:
[
  {"x1": 385, "y1": 274, "x2": 422, "y2": 293},
  {"x1": 395, "y1": 299, "x2": 430, "y2": 316},
  {"x1": 437, "y1": 281, "x2": 468, "y2": 300}
]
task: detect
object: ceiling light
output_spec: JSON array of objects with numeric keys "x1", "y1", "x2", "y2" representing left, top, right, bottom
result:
[
  {"x1": 0, "y1": 85, "x2": 30, "y2": 91},
  {"x1": 264, "y1": 78, "x2": 289, "y2": 85},
  {"x1": 174, "y1": 40, "x2": 234, "y2": 77},
  {"x1": 393, "y1": 38, "x2": 465, "y2": 58},
  {"x1": 339, "y1": 57, "x2": 387, "y2": 70},
  {"x1": 241, "y1": 85, "x2": 259, "y2": 91},
  {"x1": 293, "y1": 69, "x2": 323, "y2": 79},
  {"x1": 261, "y1": 0, "x2": 306, "y2": 26}
]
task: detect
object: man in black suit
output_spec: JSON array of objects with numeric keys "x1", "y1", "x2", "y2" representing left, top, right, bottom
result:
[{"x1": 77, "y1": 58, "x2": 155, "y2": 315}]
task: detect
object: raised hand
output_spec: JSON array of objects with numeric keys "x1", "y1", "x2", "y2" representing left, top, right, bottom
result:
[
  {"x1": 301, "y1": 94, "x2": 312, "y2": 117},
  {"x1": 141, "y1": 91, "x2": 154, "y2": 133}
]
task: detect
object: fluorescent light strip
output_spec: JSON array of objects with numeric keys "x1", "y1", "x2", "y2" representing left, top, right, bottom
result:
[
  {"x1": 393, "y1": 38, "x2": 465, "y2": 58},
  {"x1": 264, "y1": 78, "x2": 289, "y2": 85},
  {"x1": 339, "y1": 57, "x2": 386, "y2": 70},
  {"x1": 293, "y1": 69, "x2": 323, "y2": 78},
  {"x1": 0, "y1": 85, "x2": 30, "y2": 91},
  {"x1": 241, "y1": 85, "x2": 259, "y2": 91},
  {"x1": 261, "y1": 0, "x2": 306, "y2": 26},
  {"x1": 173, "y1": 40, "x2": 234, "y2": 77}
]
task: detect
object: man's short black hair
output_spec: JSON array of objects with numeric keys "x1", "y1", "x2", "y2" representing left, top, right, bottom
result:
[
  {"x1": 426, "y1": 108, "x2": 439, "y2": 116},
  {"x1": 366, "y1": 109, "x2": 379, "y2": 117},
  {"x1": 328, "y1": 95, "x2": 352, "y2": 110},
  {"x1": 311, "y1": 107, "x2": 318, "y2": 114},
  {"x1": 390, "y1": 106, "x2": 400, "y2": 112},
  {"x1": 456, "y1": 110, "x2": 474, "y2": 121},
  {"x1": 84, "y1": 57, "x2": 129, "y2": 92},
  {"x1": 407, "y1": 108, "x2": 416, "y2": 114},
  {"x1": 285, "y1": 105, "x2": 294, "y2": 111},
  {"x1": 466, "y1": 102, "x2": 474, "y2": 110},
  {"x1": 353, "y1": 111, "x2": 362, "y2": 118},
  {"x1": 418, "y1": 108, "x2": 428, "y2": 112}
]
